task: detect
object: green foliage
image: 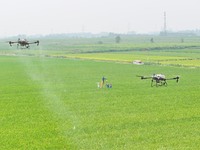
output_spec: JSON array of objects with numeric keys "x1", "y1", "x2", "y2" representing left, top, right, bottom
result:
[{"x1": 115, "y1": 35, "x2": 121, "y2": 43}]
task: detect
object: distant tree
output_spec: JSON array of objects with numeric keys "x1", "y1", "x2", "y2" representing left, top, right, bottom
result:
[
  {"x1": 150, "y1": 38, "x2": 154, "y2": 43},
  {"x1": 97, "y1": 41, "x2": 103, "y2": 44},
  {"x1": 181, "y1": 38, "x2": 184, "y2": 43},
  {"x1": 115, "y1": 35, "x2": 121, "y2": 43}
]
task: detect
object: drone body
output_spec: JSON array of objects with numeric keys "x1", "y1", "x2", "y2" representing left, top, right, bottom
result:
[
  {"x1": 138, "y1": 74, "x2": 179, "y2": 87},
  {"x1": 8, "y1": 38, "x2": 39, "y2": 49}
]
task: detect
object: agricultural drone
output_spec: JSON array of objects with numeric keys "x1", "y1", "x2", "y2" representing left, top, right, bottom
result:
[
  {"x1": 8, "y1": 38, "x2": 39, "y2": 49},
  {"x1": 137, "y1": 74, "x2": 180, "y2": 87}
]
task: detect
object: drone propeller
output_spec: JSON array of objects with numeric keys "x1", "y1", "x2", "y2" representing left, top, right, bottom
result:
[
  {"x1": 175, "y1": 76, "x2": 180, "y2": 83},
  {"x1": 36, "y1": 40, "x2": 39, "y2": 46},
  {"x1": 7, "y1": 41, "x2": 13, "y2": 46}
]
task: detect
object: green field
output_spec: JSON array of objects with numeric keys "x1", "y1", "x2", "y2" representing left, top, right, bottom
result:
[{"x1": 0, "y1": 36, "x2": 200, "y2": 149}]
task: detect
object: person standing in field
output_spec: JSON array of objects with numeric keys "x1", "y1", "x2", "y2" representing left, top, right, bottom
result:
[{"x1": 100, "y1": 76, "x2": 107, "y2": 88}]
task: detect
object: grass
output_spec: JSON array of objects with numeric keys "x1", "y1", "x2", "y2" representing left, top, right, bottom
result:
[{"x1": 0, "y1": 35, "x2": 200, "y2": 149}]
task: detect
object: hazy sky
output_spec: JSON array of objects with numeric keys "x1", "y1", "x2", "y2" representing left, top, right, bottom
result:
[{"x1": 0, "y1": 0, "x2": 200, "y2": 36}]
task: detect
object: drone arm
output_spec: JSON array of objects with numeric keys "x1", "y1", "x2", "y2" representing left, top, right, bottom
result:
[
  {"x1": 28, "y1": 41, "x2": 39, "y2": 46},
  {"x1": 166, "y1": 76, "x2": 180, "y2": 82},
  {"x1": 136, "y1": 75, "x2": 152, "y2": 80},
  {"x1": 141, "y1": 76, "x2": 152, "y2": 80},
  {"x1": 8, "y1": 41, "x2": 18, "y2": 46}
]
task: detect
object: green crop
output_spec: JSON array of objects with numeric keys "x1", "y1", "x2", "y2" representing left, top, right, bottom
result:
[
  {"x1": 0, "y1": 36, "x2": 200, "y2": 149},
  {"x1": 0, "y1": 55, "x2": 199, "y2": 149}
]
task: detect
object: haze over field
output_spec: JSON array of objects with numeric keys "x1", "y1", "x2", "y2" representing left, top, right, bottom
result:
[{"x1": 0, "y1": 0, "x2": 200, "y2": 36}]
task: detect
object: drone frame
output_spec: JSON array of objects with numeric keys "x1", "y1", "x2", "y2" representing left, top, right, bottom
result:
[
  {"x1": 138, "y1": 75, "x2": 179, "y2": 87},
  {"x1": 151, "y1": 78, "x2": 167, "y2": 87},
  {"x1": 8, "y1": 39, "x2": 39, "y2": 49}
]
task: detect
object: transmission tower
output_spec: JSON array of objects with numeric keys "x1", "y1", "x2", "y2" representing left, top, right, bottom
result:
[{"x1": 164, "y1": 11, "x2": 167, "y2": 35}]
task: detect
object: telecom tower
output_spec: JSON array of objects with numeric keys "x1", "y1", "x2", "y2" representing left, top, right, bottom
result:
[{"x1": 164, "y1": 11, "x2": 167, "y2": 35}]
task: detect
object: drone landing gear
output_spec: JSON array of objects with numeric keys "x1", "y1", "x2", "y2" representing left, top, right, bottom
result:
[
  {"x1": 18, "y1": 45, "x2": 30, "y2": 49},
  {"x1": 161, "y1": 81, "x2": 167, "y2": 87},
  {"x1": 151, "y1": 80, "x2": 167, "y2": 87}
]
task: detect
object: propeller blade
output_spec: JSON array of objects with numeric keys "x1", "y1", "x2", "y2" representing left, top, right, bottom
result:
[
  {"x1": 8, "y1": 41, "x2": 12, "y2": 46},
  {"x1": 176, "y1": 76, "x2": 180, "y2": 83}
]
